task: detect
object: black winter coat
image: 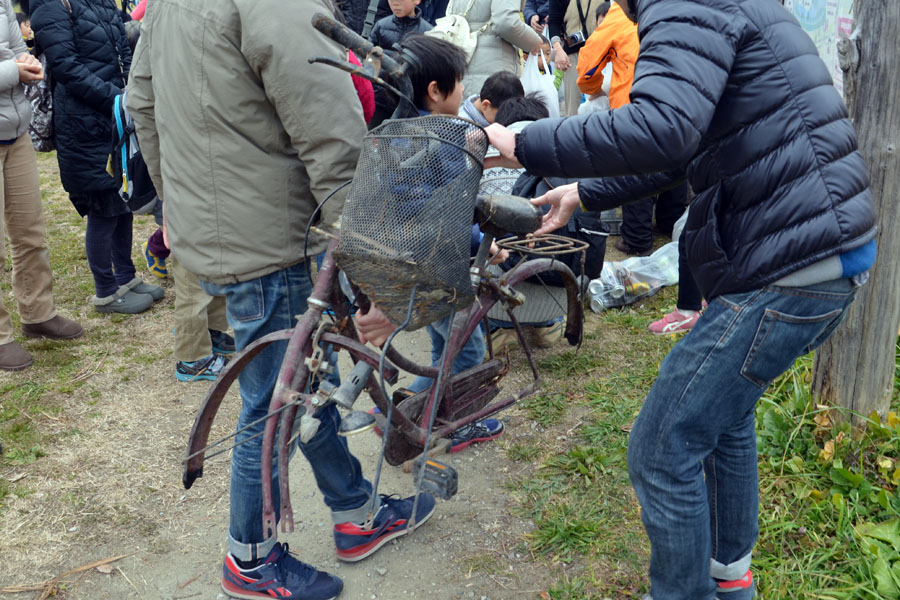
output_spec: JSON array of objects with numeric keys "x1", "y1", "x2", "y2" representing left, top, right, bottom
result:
[
  {"x1": 369, "y1": 7, "x2": 433, "y2": 49},
  {"x1": 515, "y1": 0, "x2": 876, "y2": 300},
  {"x1": 339, "y1": 0, "x2": 391, "y2": 35},
  {"x1": 31, "y1": 0, "x2": 131, "y2": 196}
]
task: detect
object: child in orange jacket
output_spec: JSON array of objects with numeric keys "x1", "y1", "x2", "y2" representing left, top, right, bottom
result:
[{"x1": 575, "y1": 1, "x2": 638, "y2": 109}]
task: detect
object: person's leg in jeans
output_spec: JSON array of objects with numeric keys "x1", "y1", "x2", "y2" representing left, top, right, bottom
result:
[
  {"x1": 408, "y1": 313, "x2": 486, "y2": 394},
  {"x1": 200, "y1": 263, "x2": 373, "y2": 563},
  {"x1": 619, "y1": 198, "x2": 654, "y2": 254},
  {"x1": 628, "y1": 279, "x2": 857, "y2": 600}
]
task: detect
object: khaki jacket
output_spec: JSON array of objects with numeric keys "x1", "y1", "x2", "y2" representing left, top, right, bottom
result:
[
  {"x1": 447, "y1": 0, "x2": 541, "y2": 97},
  {"x1": 127, "y1": 0, "x2": 366, "y2": 284}
]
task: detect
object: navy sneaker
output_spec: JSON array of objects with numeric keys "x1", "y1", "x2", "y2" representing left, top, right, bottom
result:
[
  {"x1": 222, "y1": 542, "x2": 342, "y2": 600},
  {"x1": 334, "y1": 493, "x2": 436, "y2": 562},
  {"x1": 176, "y1": 353, "x2": 228, "y2": 382},
  {"x1": 210, "y1": 329, "x2": 236, "y2": 354},
  {"x1": 450, "y1": 418, "x2": 504, "y2": 453}
]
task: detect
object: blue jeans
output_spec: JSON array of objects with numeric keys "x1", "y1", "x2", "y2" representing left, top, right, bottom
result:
[
  {"x1": 200, "y1": 263, "x2": 373, "y2": 562},
  {"x1": 627, "y1": 278, "x2": 858, "y2": 600},
  {"x1": 409, "y1": 314, "x2": 486, "y2": 393}
]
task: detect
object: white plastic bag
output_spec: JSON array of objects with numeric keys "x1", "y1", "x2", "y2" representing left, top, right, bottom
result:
[
  {"x1": 586, "y1": 242, "x2": 680, "y2": 312},
  {"x1": 577, "y1": 94, "x2": 610, "y2": 115},
  {"x1": 521, "y1": 50, "x2": 560, "y2": 119}
]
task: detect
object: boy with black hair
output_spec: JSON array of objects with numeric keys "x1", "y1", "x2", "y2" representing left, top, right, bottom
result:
[
  {"x1": 459, "y1": 70, "x2": 525, "y2": 127},
  {"x1": 368, "y1": 0, "x2": 432, "y2": 52},
  {"x1": 494, "y1": 92, "x2": 550, "y2": 126},
  {"x1": 356, "y1": 34, "x2": 506, "y2": 452}
]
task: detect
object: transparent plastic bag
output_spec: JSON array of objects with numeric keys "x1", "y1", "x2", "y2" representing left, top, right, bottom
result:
[{"x1": 586, "y1": 241, "x2": 679, "y2": 312}]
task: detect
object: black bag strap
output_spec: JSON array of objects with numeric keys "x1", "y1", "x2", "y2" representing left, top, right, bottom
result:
[
  {"x1": 361, "y1": 0, "x2": 381, "y2": 38},
  {"x1": 574, "y1": 0, "x2": 591, "y2": 35}
]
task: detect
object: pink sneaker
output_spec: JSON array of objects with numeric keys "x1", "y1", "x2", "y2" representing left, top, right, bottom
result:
[{"x1": 648, "y1": 308, "x2": 700, "y2": 335}]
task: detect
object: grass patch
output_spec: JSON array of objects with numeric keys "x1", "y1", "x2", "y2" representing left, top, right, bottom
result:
[{"x1": 508, "y1": 285, "x2": 900, "y2": 598}]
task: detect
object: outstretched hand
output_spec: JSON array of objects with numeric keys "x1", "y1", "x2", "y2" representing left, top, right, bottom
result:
[
  {"x1": 354, "y1": 303, "x2": 397, "y2": 347},
  {"x1": 483, "y1": 123, "x2": 522, "y2": 170},
  {"x1": 530, "y1": 182, "x2": 582, "y2": 235}
]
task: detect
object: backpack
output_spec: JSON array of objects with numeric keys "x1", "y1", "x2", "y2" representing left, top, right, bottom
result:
[
  {"x1": 424, "y1": 0, "x2": 489, "y2": 62},
  {"x1": 501, "y1": 173, "x2": 609, "y2": 286},
  {"x1": 109, "y1": 92, "x2": 158, "y2": 214}
]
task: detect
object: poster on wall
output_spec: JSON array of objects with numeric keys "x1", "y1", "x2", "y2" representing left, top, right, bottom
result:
[{"x1": 783, "y1": 0, "x2": 855, "y2": 95}]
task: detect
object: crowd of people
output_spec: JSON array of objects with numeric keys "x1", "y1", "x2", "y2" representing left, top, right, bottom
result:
[{"x1": 1, "y1": 0, "x2": 877, "y2": 599}]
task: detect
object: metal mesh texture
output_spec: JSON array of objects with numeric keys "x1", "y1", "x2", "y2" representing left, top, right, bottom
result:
[{"x1": 335, "y1": 116, "x2": 489, "y2": 331}]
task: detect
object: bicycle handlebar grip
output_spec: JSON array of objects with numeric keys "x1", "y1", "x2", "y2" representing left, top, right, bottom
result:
[{"x1": 311, "y1": 13, "x2": 404, "y2": 77}]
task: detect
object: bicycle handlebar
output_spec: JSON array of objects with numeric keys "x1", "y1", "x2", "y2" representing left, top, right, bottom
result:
[{"x1": 311, "y1": 13, "x2": 405, "y2": 80}]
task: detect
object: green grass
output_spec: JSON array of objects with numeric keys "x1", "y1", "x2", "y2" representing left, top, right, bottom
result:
[{"x1": 506, "y1": 289, "x2": 900, "y2": 599}]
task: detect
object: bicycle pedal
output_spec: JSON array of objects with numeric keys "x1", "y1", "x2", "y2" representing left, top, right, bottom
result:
[{"x1": 412, "y1": 456, "x2": 458, "y2": 500}]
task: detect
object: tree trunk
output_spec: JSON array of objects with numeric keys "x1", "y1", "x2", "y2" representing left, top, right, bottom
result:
[{"x1": 811, "y1": 1, "x2": 900, "y2": 425}]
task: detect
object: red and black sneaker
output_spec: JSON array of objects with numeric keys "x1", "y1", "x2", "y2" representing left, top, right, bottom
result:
[
  {"x1": 715, "y1": 569, "x2": 754, "y2": 599},
  {"x1": 334, "y1": 493, "x2": 435, "y2": 562},
  {"x1": 222, "y1": 542, "x2": 342, "y2": 599}
]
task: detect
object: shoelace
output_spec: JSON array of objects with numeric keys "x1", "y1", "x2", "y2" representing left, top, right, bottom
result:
[{"x1": 273, "y1": 544, "x2": 319, "y2": 587}]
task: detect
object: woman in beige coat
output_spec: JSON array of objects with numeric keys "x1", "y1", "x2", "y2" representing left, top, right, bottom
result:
[{"x1": 446, "y1": 0, "x2": 541, "y2": 97}]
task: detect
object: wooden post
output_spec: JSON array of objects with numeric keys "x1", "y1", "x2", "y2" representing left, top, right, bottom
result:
[{"x1": 811, "y1": 1, "x2": 900, "y2": 424}]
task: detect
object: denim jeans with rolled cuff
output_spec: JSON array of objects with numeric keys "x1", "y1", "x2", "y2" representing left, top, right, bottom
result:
[
  {"x1": 200, "y1": 262, "x2": 374, "y2": 562},
  {"x1": 408, "y1": 314, "x2": 486, "y2": 394},
  {"x1": 628, "y1": 278, "x2": 859, "y2": 600}
]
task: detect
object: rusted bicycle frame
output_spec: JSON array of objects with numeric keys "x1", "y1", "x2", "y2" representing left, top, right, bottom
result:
[
  {"x1": 183, "y1": 229, "x2": 584, "y2": 537},
  {"x1": 181, "y1": 12, "x2": 587, "y2": 539}
]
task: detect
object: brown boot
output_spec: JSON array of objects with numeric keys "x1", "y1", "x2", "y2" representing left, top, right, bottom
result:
[
  {"x1": 0, "y1": 341, "x2": 34, "y2": 371},
  {"x1": 22, "y1": 315, "x2": 84, "y2": 340}
]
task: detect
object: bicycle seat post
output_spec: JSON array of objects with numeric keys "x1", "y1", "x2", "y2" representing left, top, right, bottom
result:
[{"x1": 471, "y1": 233, "x2": 495, "y2": 286}]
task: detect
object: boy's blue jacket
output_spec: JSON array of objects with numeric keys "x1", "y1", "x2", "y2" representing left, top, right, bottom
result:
[{"x1": 524, "y1": 0, "x2": 550, "y2": 25}]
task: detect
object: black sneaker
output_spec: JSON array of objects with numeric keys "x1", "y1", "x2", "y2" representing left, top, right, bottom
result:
[
  {"x1": 450, "y1": 419, "x2": 504, "y2": 453},
  {"x1": 222, "y1": 542, "x2": 342, "y2": 600},
  {"x1": 210, "y1": 329, "x2": 235, "y2": 354},
  {"x1": 176, "y1": 353, "x2": 228, "y2": 382}
]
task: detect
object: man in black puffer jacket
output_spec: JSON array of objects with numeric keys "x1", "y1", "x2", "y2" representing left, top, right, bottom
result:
[{"x1": 484, "y1": 1, "x2": 877, "y2": 599}]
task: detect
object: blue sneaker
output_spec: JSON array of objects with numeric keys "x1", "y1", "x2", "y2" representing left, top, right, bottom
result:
[
  {"x1": 222, "y1": 542, "x2": 342, "y2": 600},
  {"x1": 142, "y1": 240, "x2": 167, "y2": 279},
  {"x1": 450, "y1": 418, "x2": 504, "y2": 453},
  {"x1": 334, "y1": 493, "x2": 436, "y2": 562},
  {"x1": 176, "y1": 353, "x2": 227, "y2": 382},
  {"x1": 210, "y1": 329, "x2": 235, "y2": 354}
]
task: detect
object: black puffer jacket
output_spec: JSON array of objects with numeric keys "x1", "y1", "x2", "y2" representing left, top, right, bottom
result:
[
  {"x1": 339, "y1": 0, "x2": 391, "y2": 35},
  {"x1": 31, "y1": 0, "x2": 131, "y2": 194},
  {"x1": 369, "y1": 7, "x2": 433, "y2": 49},
  {"x1": 515, "y1": 0, "x2": 876, "y2": 299}
]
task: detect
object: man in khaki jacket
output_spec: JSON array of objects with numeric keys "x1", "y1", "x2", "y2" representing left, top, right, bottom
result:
[{"x1": 128, "y1": 0, "x2": 435, "y2": 597}]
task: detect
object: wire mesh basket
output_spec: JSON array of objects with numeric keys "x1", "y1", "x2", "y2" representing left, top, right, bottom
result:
[{"x1": 335, "y1": 116, "x2": 489, "y2": 330}]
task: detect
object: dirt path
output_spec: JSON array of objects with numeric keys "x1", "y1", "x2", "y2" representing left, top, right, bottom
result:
[{"x1": 1, "y1": 297, "x2": 550, "y2": 600}]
